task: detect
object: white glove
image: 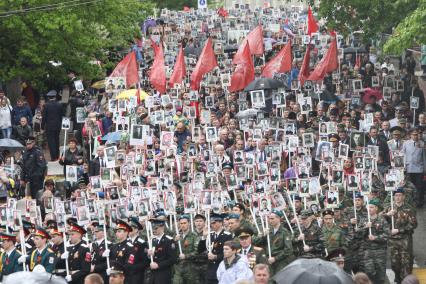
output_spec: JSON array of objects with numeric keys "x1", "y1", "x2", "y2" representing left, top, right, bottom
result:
[
  {"x1": 102, "y1": 249, "x2": 110, "y2": 258},
  {"x1": 61, "y1": 252, "x2": 69, "y2": 259},
  {"x1": 106, "y1": 268, "x2": 111, "y2": 276},
  {"x1": 18, "y1": 255, "x2": 27, "y2": 264},
  {"x1": 65, "y1": 275, "x2": 72, "y2": 282}
]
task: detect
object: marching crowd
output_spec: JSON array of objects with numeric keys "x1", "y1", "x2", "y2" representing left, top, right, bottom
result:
[{"x1": 0, "y1": 4, "x2": 425, "y2": 284}]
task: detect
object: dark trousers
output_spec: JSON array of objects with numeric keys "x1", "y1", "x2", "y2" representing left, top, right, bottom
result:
[
  {"x1": 29, "y1": 175, "x2": 44, "y2": 199},
  {"x1": 409, "y1": 173, "x2": 424, "y2": 206},
  {"x1": 46, "y1": 130, "x2": 60, "y2": 160}
]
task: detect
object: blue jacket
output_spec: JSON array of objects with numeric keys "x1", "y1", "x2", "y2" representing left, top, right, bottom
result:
[
  {"x1": 102, "y1": 117, "x2": 113, "y2": 134},
  {"x1": 11, "y1": 105, "x2": 33, "y2": 125}
]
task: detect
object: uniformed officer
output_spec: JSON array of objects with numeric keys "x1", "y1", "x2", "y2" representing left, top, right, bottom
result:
[
  {"x1": 147, "y1": 216, "x2": 177, "y2": 284},
  {"x1": 18, "y1": 227, "x2": 56, "y2": 273},
  {"x1": 95, "y1": 220, "x2": 136, "y2": 284},
  {"x1": 49, "y1": 227, "x2": 66, "y2": 277},
  {"x1": 109, "y1": 261, "x2": 126, "y2": 284},
  {"x1": 198, "y1": 213, "x2": 233, "y2": 284},
  {"x1": 235, "y1": 227, "x2": 267, "y2": 270},
  {"x1": 0, "y1": 231, "x2": 22, "y2": 281},
  {"x1": 321, "y1": 209, "x2": 346, "y2": 254},
  {"x1": 61, "y1": 224, "x2": 91, "y2": 283},
  {"x1": 16, "y1": 220, "x2": 35, "y2": 254},
  {"x1": 20, "y1": 136, "x2": 47, "y2": 199},
  {"x1": 173, "y1": 214, "x2": 200, "y2": 284},
  {"x1": 296, "y1": 209, "x2": 324, "y2": 259},
  {"x1": 193, "y1": 213, "x2": 208, "y2": 283},
  {"x1": 90, "y1": 221, "x2": 111, "y2": 283},
  {"x1": 127, "y1": 216, "x2": 148, "y2": 284},
  {"x1": 326, "y1": 248, "x2": 346, "y2": 270},
  {"x1": 42, "y1": 90, "x2": 63, "y2": 161}
]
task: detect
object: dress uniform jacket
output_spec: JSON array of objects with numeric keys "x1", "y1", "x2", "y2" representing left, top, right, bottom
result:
[
  {"x1": 239, "y1": 245, "x2": 268, "y2": 269},
  {"x1": 128, "y1": 236, "x2": 148, "y2": 284},
  {"x1": 67, "y1": 241, "x2": 91, "y2": 284},
  {"x1": 0, "y1": 249, "x2": 22, "y2": 280},
  {"x1": 51, "y1": 242, "x2": 66, "y2": 277},
  {"x1": 28, "y1": 247, "x2": 56, "y2": 273},
  {"x1": 91, "y1": 238, "x2": 110, "y2": 282},
  {"x1": 198, "y1": 230, "x2": 233, "y2": 283},
  {"x1": 151, "y1": 234, "x2": 177, "y2": 284}
]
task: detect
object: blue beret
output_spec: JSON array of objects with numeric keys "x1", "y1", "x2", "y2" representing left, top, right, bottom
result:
[
  {"x1": 179, "y1": 214, "x2": 191, "y2": 221},
  {"x1": 210, "y1": 213, "x2": 223, "y2": 222},
  {"x1": 228, "y1": 213, "x2": 240, "y2": 220},
  {"x1": 395, "y1": 188, "x2": 404, "y2": 194},
  {"x1": 355, "y1": 192, "x2": 363, "y2": 199}
]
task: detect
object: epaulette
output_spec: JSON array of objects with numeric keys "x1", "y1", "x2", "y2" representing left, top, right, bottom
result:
[
  {"x1": 253, "y1": 246, "x2": 263, "y2": 251},
  {"x1": 223, "y1": 231, "x2": 231, "y2": 235},
  {"x1": 127, "y1": 242, "x2": 134, "y2": 247},
  {"x1": 81, "y1": 243, "x2": 88, "y2": 248},
  {"x1": 165, "y1": 235, "x2": 173, "y2": 240},
  {"x1": 47, "y1": 248, "x2": 54, "y2": 253},
  {"x1": 137, "y1": 239, "x2": 145, "y2": 244},
  {"x1": 25, "y1": 243, "x2": 32, "y2": 249}
]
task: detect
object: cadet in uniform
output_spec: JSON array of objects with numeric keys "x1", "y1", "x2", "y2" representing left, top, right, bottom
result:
[
  {"x1": 360, "y1": 198, "x2": 390, "y2": 284},
  {"x1": 16, "y1": 220, "x2": 35, "y2": 255},
  {"x1": 296, "y1": 209, "x2": 324, "y2": 258},
  {"x1": 383, "y1": 188, "x2": 417, "y2": 283},
  {"x1": 147, "y1": 215, "x2": 177, "y2": 284},
  {"x1": 21, "y1": 136, "x2": 47, "y2": 199},
  {"x1": 128, "y1": 217, "x2": 148, "y2": 284},
  {"x1": 0, "y1": 231, "x2": 22, "y2": 281},
  {"x1": 193, "y1": 213, "x2": 208, "y2": 283},
  {"x1": 90, "y1": 221, "x2": 111, "y2": 283},
  {"x1": 50, "y1": 227, "x2": 66, "y2": 277},
  {"x1": 63, "y1": 224, "x2": 91, "y2": 284},
  {"x1": 18, "y1": 227, "x2": 56, "y2": 273},
  {"x1": 235, "y1": 227, "x2": 267, "y2": 270},
  {"x1": 173, "y1": 214, "x2": 200, "y2": 284},
  {"x1": 253, "y1": 209, "x2": 294, "y2": 275},
  {"x1": 42, "y1": 90, "x2": 63, "y2": 161},
  {"x1": 109, "y1": 261, "x2": 126, "y2": 284},
  {"x1": 198, "y1": 213, "x2": 232, "y2": 284},
  {"x1": 321, "y1": 209, "x2": 346, "y2": 255},
  {"x1": 327, "y1": 248, "x2": 346, "y2": 270}
]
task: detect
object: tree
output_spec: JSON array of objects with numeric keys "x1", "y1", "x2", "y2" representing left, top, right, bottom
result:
[
  {"x1": 0, "y1": 0, "x2": 154, "y2": 92},
  {"x1": 156, "y1": 0, "x2": 197, "y2": 11},
  {"x1": 316, "y1": 0, "x2": 422, "y2": 53}
]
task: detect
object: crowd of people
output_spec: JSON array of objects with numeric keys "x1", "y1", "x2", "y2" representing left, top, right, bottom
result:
[{"x1": 0, "y1": 4, "x2": 425, "y2": 284}]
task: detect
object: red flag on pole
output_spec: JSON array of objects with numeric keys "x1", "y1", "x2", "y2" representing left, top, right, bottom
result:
[
  {"x1": 169, "y1": 45, "x2": 186, "y2": 87},
  {"x1": 307, "y1": 6, "x2": 319, "y2": 36},
  {"x1": 110, "y1": 51, "x2": 139, "y2": 88},
  {"x1": 149, "y1": 40, "x2": 167, "y2": 94},
  {"x1": 229, "y1": 41, "x2": 254, "y2": 93},
  {"x1": 190, "y1": 38, "x2": 218, "y2": 90},
  {"x1": 233, "y1": 26, "x2": 264, "y2": 63},
  {"x1": 308, "y1": 37, "x2": 338, "y2": 81},
  {"x1": 261, "y1": 40, "x2": 292, "y2": 78},
  {"x1": 298, "y1": 44, "x2": 312, "y2": 87}
]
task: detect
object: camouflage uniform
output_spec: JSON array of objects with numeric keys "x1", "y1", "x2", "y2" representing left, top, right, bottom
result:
[
  {"x1": 296, "y1": 221, "x2": 324, "y2": 258},
  {"x1": 253, "y1": 224, "x2": 294, "y2": 275},
  {"x1": 383, "y1": 203, "x2": 417, "y2": 283},
  {"x1": 193, "y1": 229, "x2": 208, "y2": 283},
  {"x1": 359, "y1": 214, "x2": 390, "y2": 284},
  {"x1": 345, "y1": 207, "x2": 367, "y2": 273},
  {"x1": 321, "y1": 224, "x2": 347, "y2": 254},
  {"x1": 173, "y1": 231, "x2": 200, "y2": 284}
]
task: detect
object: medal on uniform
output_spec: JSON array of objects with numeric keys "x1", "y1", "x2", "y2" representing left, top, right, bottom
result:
[
  {"x1": 74, "y1": 252, "x2": 79, "y2": 259},
  {"x1": 118, "y1": 251, "x2": 123, "y2": 257}
]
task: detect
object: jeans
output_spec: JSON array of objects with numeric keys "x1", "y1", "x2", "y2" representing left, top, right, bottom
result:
[{"x1": 1, "y1": 127, "x2": 12, "y2": 139}]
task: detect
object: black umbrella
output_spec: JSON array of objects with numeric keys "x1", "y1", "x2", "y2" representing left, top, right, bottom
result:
[
  {"x1": 244, "y1": 78, "x2": 287, "y2": 91},
  {"x1": 273, "y1": 258, "x2": 354, "y2": 284},
  {"x1": 0, "y1": 138, "x2": 24, "y2": 150}
]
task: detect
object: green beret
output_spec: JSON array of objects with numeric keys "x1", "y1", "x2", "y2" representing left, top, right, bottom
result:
[
  {"x1": 368, "y1": 198, "x2": 381, "y2": 208},
  {"x1": 271, "y1": 209, "x2": 284, "y2": 218}
]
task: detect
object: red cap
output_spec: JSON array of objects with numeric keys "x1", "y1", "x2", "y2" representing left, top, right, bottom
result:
[{"x1": 68, "y1": 224, "x2": 87, "y2": 235}]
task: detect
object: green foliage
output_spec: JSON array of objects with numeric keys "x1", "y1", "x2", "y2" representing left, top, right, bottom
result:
[
  {"x1": 0, "y1": 0, "x2": 154, "y2": 91},
  {"x1": 317, "y1": 0, "x2": 422, "y2": 54},
  {"x1": 156, "y1": 0, "x2": 197, "y2": 11}
]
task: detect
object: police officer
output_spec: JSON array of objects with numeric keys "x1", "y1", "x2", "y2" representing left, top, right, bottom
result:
[
  {"x1": 20, "y1": 136, "x2": 47, "y2": 199},
  {"x1": 18, "y1": 227, "x2": 56, "y2": 273},
  {"x1": 50, "y1": 227, "x2": 66, "y2": 277},
  {"x1": 42, "y1": 90, "x2": 63, "y2": 161},
  {"x1": 62, "y1": 224, "x2": 91, "y2": 283},
  {"x1": 147, "y1": 216, "x2": 177, "y2": 284},
  {"x1": 198, "y1": 213, "x2": 233, "y2": 284},
  {"x1": 95, "y1": 220, "x2": 136, "y2": 283},
  {"x1": 0, "y1": 231, "x2": 22, "y2": 281},
  {"x1": 128, "y1": 217, "x2": 148, "y2": 284},
  {"x1": 90, "y1": 221, "x2": 111, "y2": 283}
]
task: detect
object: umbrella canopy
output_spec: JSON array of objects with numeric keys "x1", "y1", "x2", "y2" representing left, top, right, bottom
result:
[
  {"x1": 362, "y1": 88, "x2": 383, "y2": 104},
  {"x1": 273, "y1": 258, "x2": 354, "y2": 284},
  {"x1": 117, "y1": 89, "x2": 149, "y2": 101},
  {"x1": 0, "y1": 138, "x2": 25, "y2": 150},
  {"x1": 101, "y1": 132, "x2": 122, "y2": 142},
  {"x1": 91, "y1": 80, "x2": 105, "y2": 89},
  {"x1": 235, "y1": 108, "x2": 265, "y2": 119},
  {"x1": 244, "y1": 77, "x2": 287, "y2": 91}
]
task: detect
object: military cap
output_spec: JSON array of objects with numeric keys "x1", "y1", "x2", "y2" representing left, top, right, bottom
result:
[
  {"x1": 46, "y1": 220, "x2": 57, "y2": 229},
  {"x1": 395, "y1": 188, "x2": 404, "y2": 194},
  {"x1": 109, "y1": 261, "x2": 125, "y2": 275},
  {"x1": 116, "y1": 220, "x2": 133, "y2": 232},
  {"x1": 390, "y1": 126, "x2": 404, "y2": 134},
  {"x1": 300, "y1": 209, "x2": 313, "y2": 218},
  {"x1": 68, "y1": 223, "x2": 87, "y2": 235},
  {"x1": 0, "y1": 231, "x2": 16, "y2": 242},
  {"x1": 178, "y1": 214, "x2": 191, "y2": 221},
  {"x1": 228, "y1": 213, "x2": 240, "y2": 220},
  {"x1": 327, "y1": 248, "x2": 346, "y2": 262},
  {"x1": 368, "y1": 198, "x2": 381, "y2": 207},
  {"x1": 329, "y1": 133, "x2": 340, "y2": 142},
  {"x1": 210, "y1": 213, "x2": 224, "y2": 222},
  {"x1": 329, "y1": 108, "x2": 339, "y2": 116},
  {"x1": 50, "y1": 228, "x2": 62, "y2": 237},
  {"x1": 322, "y1": 209, "x2": 334, "y2": 217},
  {"x1": 237, "y1": 227, "x2": 255, "y2": 238},
  {"x1": 222, "y1": 162, "x2": 233, "y2": 170},
  {"x1": 128, "y1": 216, "x2": 143, "y2": 230},
  {"x1": 33, "y1": 227, "x2": 51, "y2": 239},
  {"x1": 394, "y1": 104, "x2": 406, "y2": 111},
  {"x1": 271, "y1": 208, "x2": 284, "y2": 218},
  {"x1": 26, "y1": 136, "x2": 36, "y2": 144},
  {"x1": 354, "y1": 192, "x2": 364, "y2": 199},
  {"x1": 294, "y1": 196, "x2": 302, "y2": 202},
  {"x1": 91, "y1": 221, "x2": 106, "y2": 232},
  {"x1": 67, "y1": 217, "x2": 78, "y2": 226},
  {"x1": 46, "y1": 90, "x2": 57, "y2": 97}
]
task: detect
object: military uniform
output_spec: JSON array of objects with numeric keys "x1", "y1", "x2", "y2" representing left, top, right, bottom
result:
[
  {"x1": 173, "y1": 231, "x2": 200, "y2": 284},
  {"x1": 42, "y1": 91, "x2": 63, "y2": 160},
  {"x1": 28, "y1": 246, "x2": 56, "y2": 273},
  {"x1": 67, "y1": 241, "x2": 91, "y2": 284},
  {"x1": 383, "y1": 201, "x2": 417, "y2": 283},
  {"x1": 346, "y1": 205, "x2": 367, "y2": 273},
  {"x1": 296, "y1": 221, "x2": 324, "y2": 258},
  {"x1": 150, "y1": 234, "x2": 177, "y2": 284},
  {"x1": 0, "y1": 249, "x2": 22, "y2": 280},
  {"x1": 21, "y1": 140, "x2": 47, "y2": 199},
  {"x1": 128, "y1": 235, "x2": 148, "y2": 284},
  {"x1": 91, "y1": 238, "x2": 111, "y2": 282},
  {"x1": 51, "y1": 241, "x2": 66, "y2": 277},
  {"x1": 193, "y1": 228, "x2": 208, "y2": 283},
  {"x1": 240, "y1": 245, "x2": 268, "y2": 269},
  {"x1": 198, "y1": 229, "x2": 233, "y2": 284}
]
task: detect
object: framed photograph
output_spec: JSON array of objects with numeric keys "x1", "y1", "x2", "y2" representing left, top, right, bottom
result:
[
  {"x1": 250, "y1": 90, "x2": 265, "y2": 108},
  {"x1": 350, "y1": 132, "x2": 365, "y2": 150},
  {"x1": 319, "y1": 122, "x2": 328, "y2": 136},
  {"x1": 205, "y1": 96, "x2": 215, "y2": 108},
  {"x1": 352, "y1": 79, "x2": 363, "y2": 92},
  {"x1": 298, "y1": 178, "x2": 310, "y2": 196},
  {"x1": 354, "y1": 156, "x2": 364, "y2": 171},
  {"x1": 66, "y1": 165, "x2": 78, "y2": 183},
  {"x1": 74, "y1": 80, "x2": 84, "y2": 92},
  {"x1": 351, "y1": 96, "x2": 361, "y2": 106},
  {"x1": 302, "y1": 133, "x2": 315, "y2": 148},
  {"x1": 160, "y1": 131, "x2": 174, "y2": 150},
  {"x1": 326, "y1": 189, "x2": 339, "y2": 208},
  {"x1": 371, "y1": 76, "x2": 380, "y2": 87},
  {"x1": 392, "y1": 152, "x2": 405, "y2": 168},
  {"x1": 206, "y1": 127, "x2": 218, "y2": 142},
  {"x1": 309, "y1": 177, "x2": 321, "y2": 195},
  {"x1": 61, "y1": 117, "x2": 71, "y2": 130},
  {"x1": 332, "y1": 170, "x2": 343, "y2": 185},
  {"x1": 271, "y1": 192, "x2": 286, "y2": 210},
  {"x1": 76, "y1": 206, "x2": 90, "y2": 225},
  {"x1": 76, "y1": 107, "x2": 87, "y2": 123},
  {"x1": 347, "y1": 174, "x2": 359, "y2": 191},
  {"x1": 410, "y1": 96, "x2": 419, "y2": 109},
  {"x1": 395, "y1": 80, "x2": 404, "y2": 92},
  {"x1": 383, "y1": 87, "x2": 392, "y2": 101},
  {"x1": 104, "y1": 146, "x2": 117, "y2": 168},
  {"x1": 116, "y1": 116, "x2": 129, "y2": 132},
  {"x1": 233, "y1": 150, "x2": 245, "y2": 164},
  {"x1": 360, "y1": 172, "x2": 371, "y2": 193},
  {"x1": 339, "y1": 143, "x2": 349, "y2": 158},
  {"x1": 90, "y1": 176, "x2": 102, "y2": 192},
  {"x1": 300, "y1": 97, "x2": 312, "y2": 114}
]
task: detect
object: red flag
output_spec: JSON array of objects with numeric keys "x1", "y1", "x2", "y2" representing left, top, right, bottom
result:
[
  {"x1": 307, "y1": 6, "x2": 319, "y2": 36},
  {"x1": 298, "y1": 44, "x2": 312, "y2": 86},
  {"x1": 110, "y1": 51, "x2": 139, "y2": 88},
  {"x1": 229, "y1": 41, "x2": 254, "y2": 93},
  {"x1": 217, "y1": 7, "x2": 228, "y2": 17},
  {"x1": 308, "y1": 37, "x2": 338, "y2": 81},
  {"x1": 149, "y1": 40, "x2": 167, "y2": 94},
  {"x1": 169, "y1": 45, "x2": 186, "y2": 87},
  {"x1": 190, "y1": 38, "x2": 218, "y2": 90},
  {"x1": 261, "y1": 40, "x2": 292, "y2": 78},
  {"x1": 246, "y1": 25, "x2": 264, "y2": 56},
  {"x1": 183, "y1": 6, "x2": 190, "y2": 12}
]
